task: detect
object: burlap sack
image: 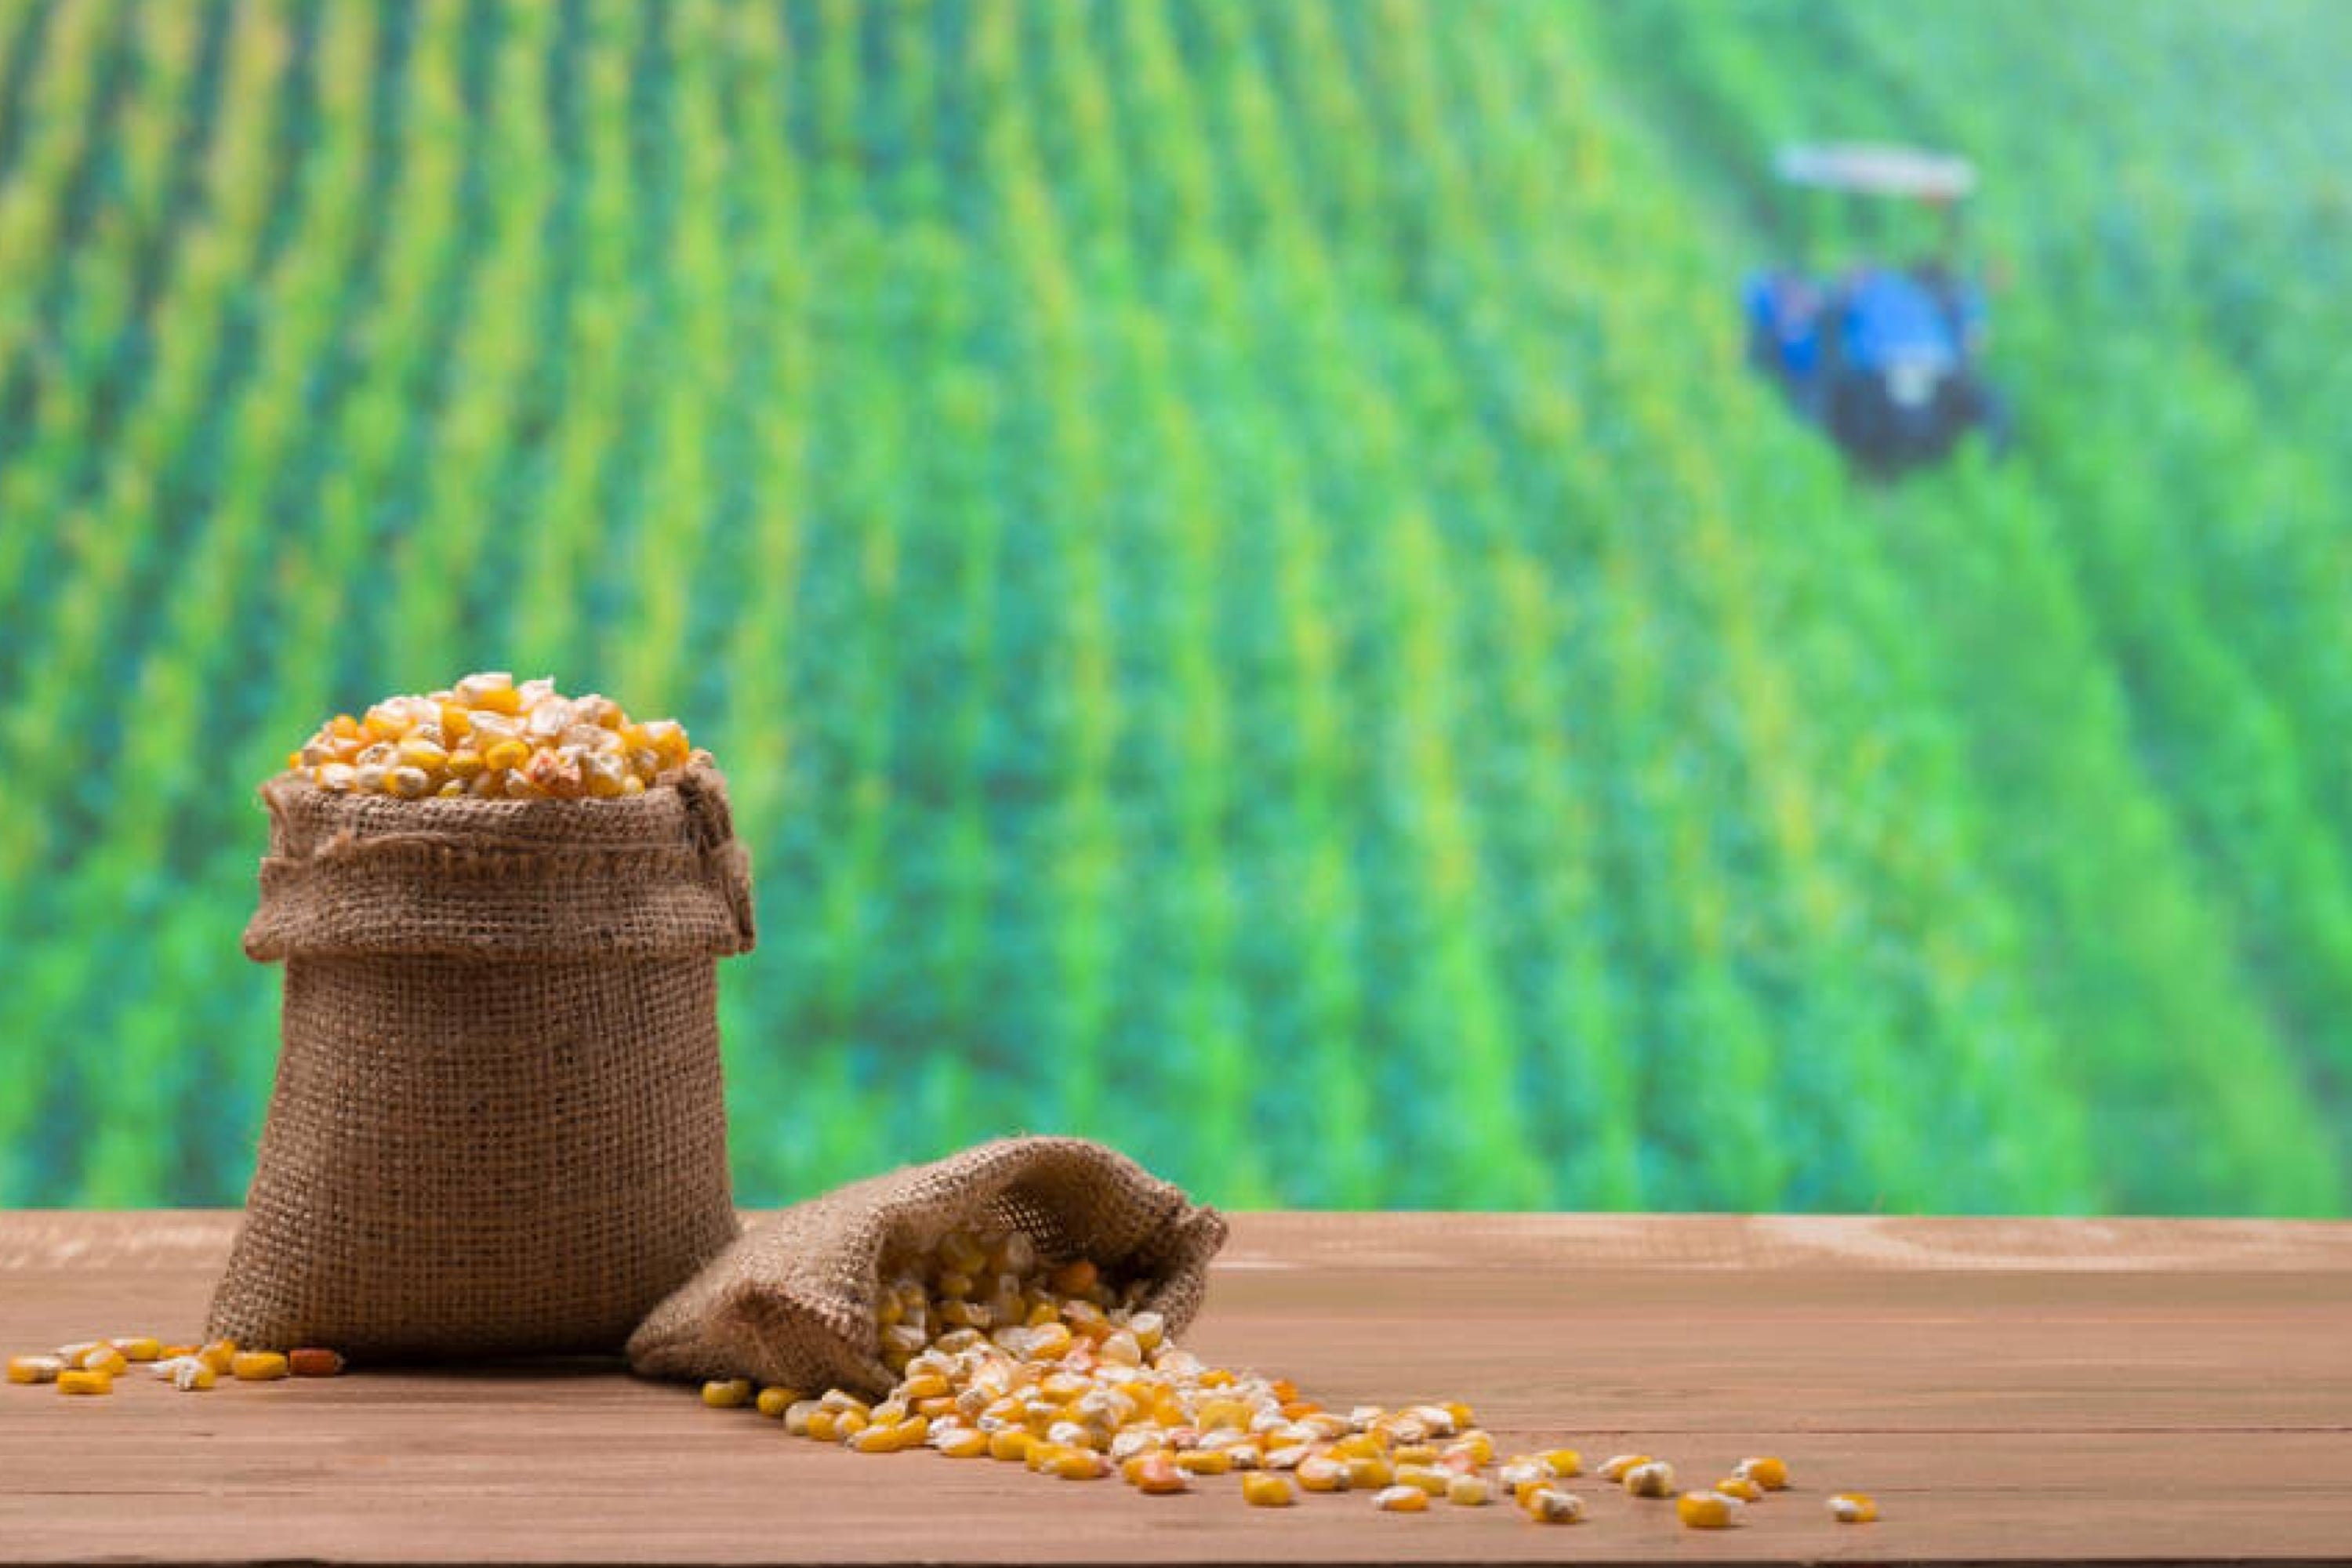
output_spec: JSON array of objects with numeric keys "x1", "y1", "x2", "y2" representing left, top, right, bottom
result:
[
  {"x1": 209, "y1": 761, "x2": 756, "y2": 1360},
  {"x1": 626, "y1": 1137, "x2": 1228, "y2": 1396}
]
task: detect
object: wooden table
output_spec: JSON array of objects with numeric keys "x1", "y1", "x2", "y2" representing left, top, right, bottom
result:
[{"x1": 3, "y1": 1212, "x2": 2348, "y2": 1564}]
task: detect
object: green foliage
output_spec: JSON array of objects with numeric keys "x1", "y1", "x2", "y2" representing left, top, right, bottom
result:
[{"x1": 0, "y1": 0, "x2": 2345, "y2": 1214}]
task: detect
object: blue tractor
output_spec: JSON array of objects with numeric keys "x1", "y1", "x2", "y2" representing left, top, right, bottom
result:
[{"x1": 1743, "y1": 144, "x2": 2010, "y2": 474}]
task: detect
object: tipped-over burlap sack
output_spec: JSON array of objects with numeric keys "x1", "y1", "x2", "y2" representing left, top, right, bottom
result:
[
  {"x1": 209, "y1": 762, "x2": 756, "y2": 1360},
  {"x1": 626, "y1": 1137, "x2": 1227, "y2": 1396}
]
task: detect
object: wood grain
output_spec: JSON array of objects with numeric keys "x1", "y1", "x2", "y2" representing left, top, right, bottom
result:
[{"x1": 2, "y1": 1212, "x2": 2347, "y2": 1565}]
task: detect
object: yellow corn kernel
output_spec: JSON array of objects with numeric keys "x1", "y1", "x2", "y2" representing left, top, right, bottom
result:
[
  {"x1": 1374, "y1": 1484, "x2": 1428, "y2": 1513},
  {"x1": 57, "y1": 1369, "x2": 113, "y2": 1396},
  {"x1": 1243, "y1": 1472, "x2": 1295, "y2": 1508},
  {"x1": 1047, "y1": 1258, "x2": 1098, "y2": 1297},
  {"x1": 805, "y1": 1410, "x2": 840, "y2": 1443},
  {"x1": 1716, "y1": 1475, "x2": 1764, "y2": 1501},
  {"x1": 834, "y1": 1409, "x2": 871, "y2": 1439},
  {"x1": 937, "y1": 1427, "x2": 991, "y2": 1459},
  {"x1": 8, "y1": 1355, "x2": 64, "y2": 1384},
  {"x1": 1128, "y1": 1311, "x2": 1165, "y2": 1351},
  {"x1": 1512, "y1": 1478, "x2": 1550, "y2": 1507},
  {"x1": 1333, "y1": 1432, "x2": 1384, "y2": 1460},
  {"x1": 755, "y1": 1387, "x2": 800, "y2": 1419},
  {"x1": 1345, "y1": 1455, "x2": 1394, "y2": 1490},
  {"x1": 483, "y1": 739, "x2": 530, "y2": 772},
  {"x1": 1193, "y1": 1396, "x2": 1250, "y2": 1432},
  {"x1": 914, "y1": 1396, "x2": 957, "y2": 1420},
  {"x1": 1174, "y1": 1449, "x2": 1233, "y2": 1476},
  {"x1": 1394, "y1": 1464, "x2": 1448, "y2": 1497},
  {"x1": 1541, "y1": 1447, "x2": 1581, "y2": 1478},
  {"x1": 1297, "y1": 1454, "x2": 1350, "y2": 1492},
  {"x1": 702, "y1": 1378, "x2": 753, "y2": 1409},
  {"x1": 1044, "y1": 1446, "x2": 1109, "y2": 1480},
  {"x1": 1828, "y1": 1493, "x2": 1879, "y2": 1523},
  {"x1": 1443, "y1": 1401, "x2": 1475, "y2": 1431},
  {"x1": 850, "y1": 1420, "x2": 918, "y2": 1454},
  {"x1": 472, "y1": 684, "x2": 524, "y2": 717},
  {"x1": 902, "y1": 1373, "x2": 950, "y2": 1402},
  {"x1": 230, "y1": 1352, "x2": 289, "y2": 1381},
  {"x1": 1597, "y1": 1453, "x2": 1652, "y2": 1482},
  {"x1": 1525, "y1": 1487, "x2": 1585, "y2": 1524},
  {"x1": 445, "y1": 749, "x2": 486, "y2": 779},
  {"x1": 1624, "y1": 1460, "x2": 1675, "y2": 1497},
  {"x1": 159, "y1": 1345, "x2": 199, "y2": 1360},
  {"x1": 1391, "y1": 1443, "x2": 1438, "y2": 1465},
  {"x1": 439, "y1": 704, "x2": 474, "y2": 740},
  {"x1": 198, "y1": 1340, "x2": 238, "y2": 1374},
  {"x1": 1446, "y1": 1474, "x2": 1492, "y2": 1507},
  {"x1": 988, "y1": 1428, "x2": 1033, "y2": 1463},
  {"x1": 1131, "y1": 1453, "x2": 1188, "y2": 1495},
  {"x1": 111, "y1": 1336, "x2": 162, "y2": 1362},
  {"x1": 1678, "y1": 1490, "x2": 1742, "y2": 1530},
  {"x1": 171, "y1": 1360, "x2": 217, "y2": 1392},
  {"x1": 1737, "y1": 1454, "x2": 1790, "y2": 1491},
  {"x1": 78, "y1": 1347, "x2": 128, "y2": 1377}
]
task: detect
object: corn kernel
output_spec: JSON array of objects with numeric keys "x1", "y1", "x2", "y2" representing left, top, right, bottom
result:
[
  {"x1": 1398, "y1": 1463, "x2": 1450, "y2": 1496},
  {"x1": 1828, "y1": 1493, "x2": 1879, "y2": 1523},
  {"x1": 1678, "y1": 1490, "x2": 1743, "y2": 1530},
  {"x1": 230, "y1": 1352, "x2": 289, "y2": 1381},
  {"x1": 1174, "y1": 1449, "x2": 1233, "y2": 1476},
  {"x1": 289, "y1": 1348, "x2": 345, "y2": 1377},
  {"x1": 1737, "y1": 1454, "x2": 1790, "y2": 1491},
  {"x1": 1716, "y1": 1475, "x2": 1764, "y2": 1501},
  {"x1": 755, "y1": 1387, "x2": 800, "y2": 1419},
  {"x1": 702, "y1": 1378, "x2": 753, "y2": 1409},
  {"x1": 8, "y1": 1355, "x2": 64, "y2": 1384},
  {"x1": 160, "y1": 1345, "x2": 199, "y2": 1359},
  {"x1": 198, "y1": 1340, "x2": 238, "y2": 1374},
  {"x1": 937, "y1": 1427, "x2": 991, "y2": 1459},
  {"x1": 57, "y1": 1369, "x2": 112, "y2": 1396},
  {"x1": 1598, "y1": 1453, "x2": 1651, "y2": 1481},
  {"x1": 1446, "y1": 1474, "x2": 1492, "y2": 1506},
  {"x1": 1044, "y1": 1447, "x2": 1109, "y2": 1480},
  {"x1": 1540, "y1": 1446, "x2": 1581, "y2": 1478},
  {"x1": 1525, "y1": 1487, "x2": 1585, "y2": 1524},
  {"x1": 989, "y1": 1428, "x2": 1033, "y2": 1463},
  {"x1": 172, "y1": 1360, "x2": 217, "y2": 1392},
  {"x1": 805, "y1": 1410, "x2": 840, "y2": 1443},
  {"x1": 1132, "y1": 1452, "x2": 1189, "y2": 1494},
  {"x1": 111, "y1": 1336, "x2": 162, "y2": 1362},
  {"x1": 1374, "y1": 1484, "x2": 1428, "y2": 1513},
  {"x1": 1297, "y1": 1454, "x2": 1350, "y2": 1492},
  {"x1": 1243, "y1": 1472, "x2": 1296, "y2": 1508},
  {"x1": 1624, "y1": 1461, "x2": 1675, "y2": 1497},
  {"x1": 78, "y1": 1347, "x2": 127, "y2": 1377}
]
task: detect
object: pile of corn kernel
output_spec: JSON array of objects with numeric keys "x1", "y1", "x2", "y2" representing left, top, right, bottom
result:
[
  {"x1": 285, "y1": 673, "x2": 697, "y2": 800},
  {"x1": 9, "y1": 1336, "x2": 343, "y2": 1395},
  {"x1": 695, "y1": 1226, "x2": 1880, "y2": 1532}
]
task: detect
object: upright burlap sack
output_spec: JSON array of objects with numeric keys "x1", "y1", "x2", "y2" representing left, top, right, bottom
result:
[
  {"x1": 627, "y1": 1137, "x2": 1227, "y2": 1396},
  {"x1": 209, "y1": 761, "x2": 756, "y2": 1360}
]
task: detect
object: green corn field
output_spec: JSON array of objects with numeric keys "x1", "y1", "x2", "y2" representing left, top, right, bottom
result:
[{"x1": 1, "y1": 0, "x2": 2347, "y2": 1214}]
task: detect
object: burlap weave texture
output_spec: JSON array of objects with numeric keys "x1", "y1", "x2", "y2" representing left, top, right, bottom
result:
[
  {"x1": 209, "y1": 762, "x2": 755, "y2": 1359},
  {"x1": 627, "y1": 1137, "x2": 1228, "y2": 1397}
]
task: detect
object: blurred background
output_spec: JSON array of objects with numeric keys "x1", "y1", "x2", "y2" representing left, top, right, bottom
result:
[{"x1": 2, "y1": 0, "x2": 2347, "y2": 1215}]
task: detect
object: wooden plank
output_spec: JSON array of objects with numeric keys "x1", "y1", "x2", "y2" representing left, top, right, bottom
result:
[{"x1": 2, "y1": 1212, "x2": 2348, "y2": 1565}]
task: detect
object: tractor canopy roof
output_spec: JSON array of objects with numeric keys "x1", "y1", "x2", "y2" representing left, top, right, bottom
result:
[{"x1": 1775, "y1": 143, "x2": 1976, "y2": 202}]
